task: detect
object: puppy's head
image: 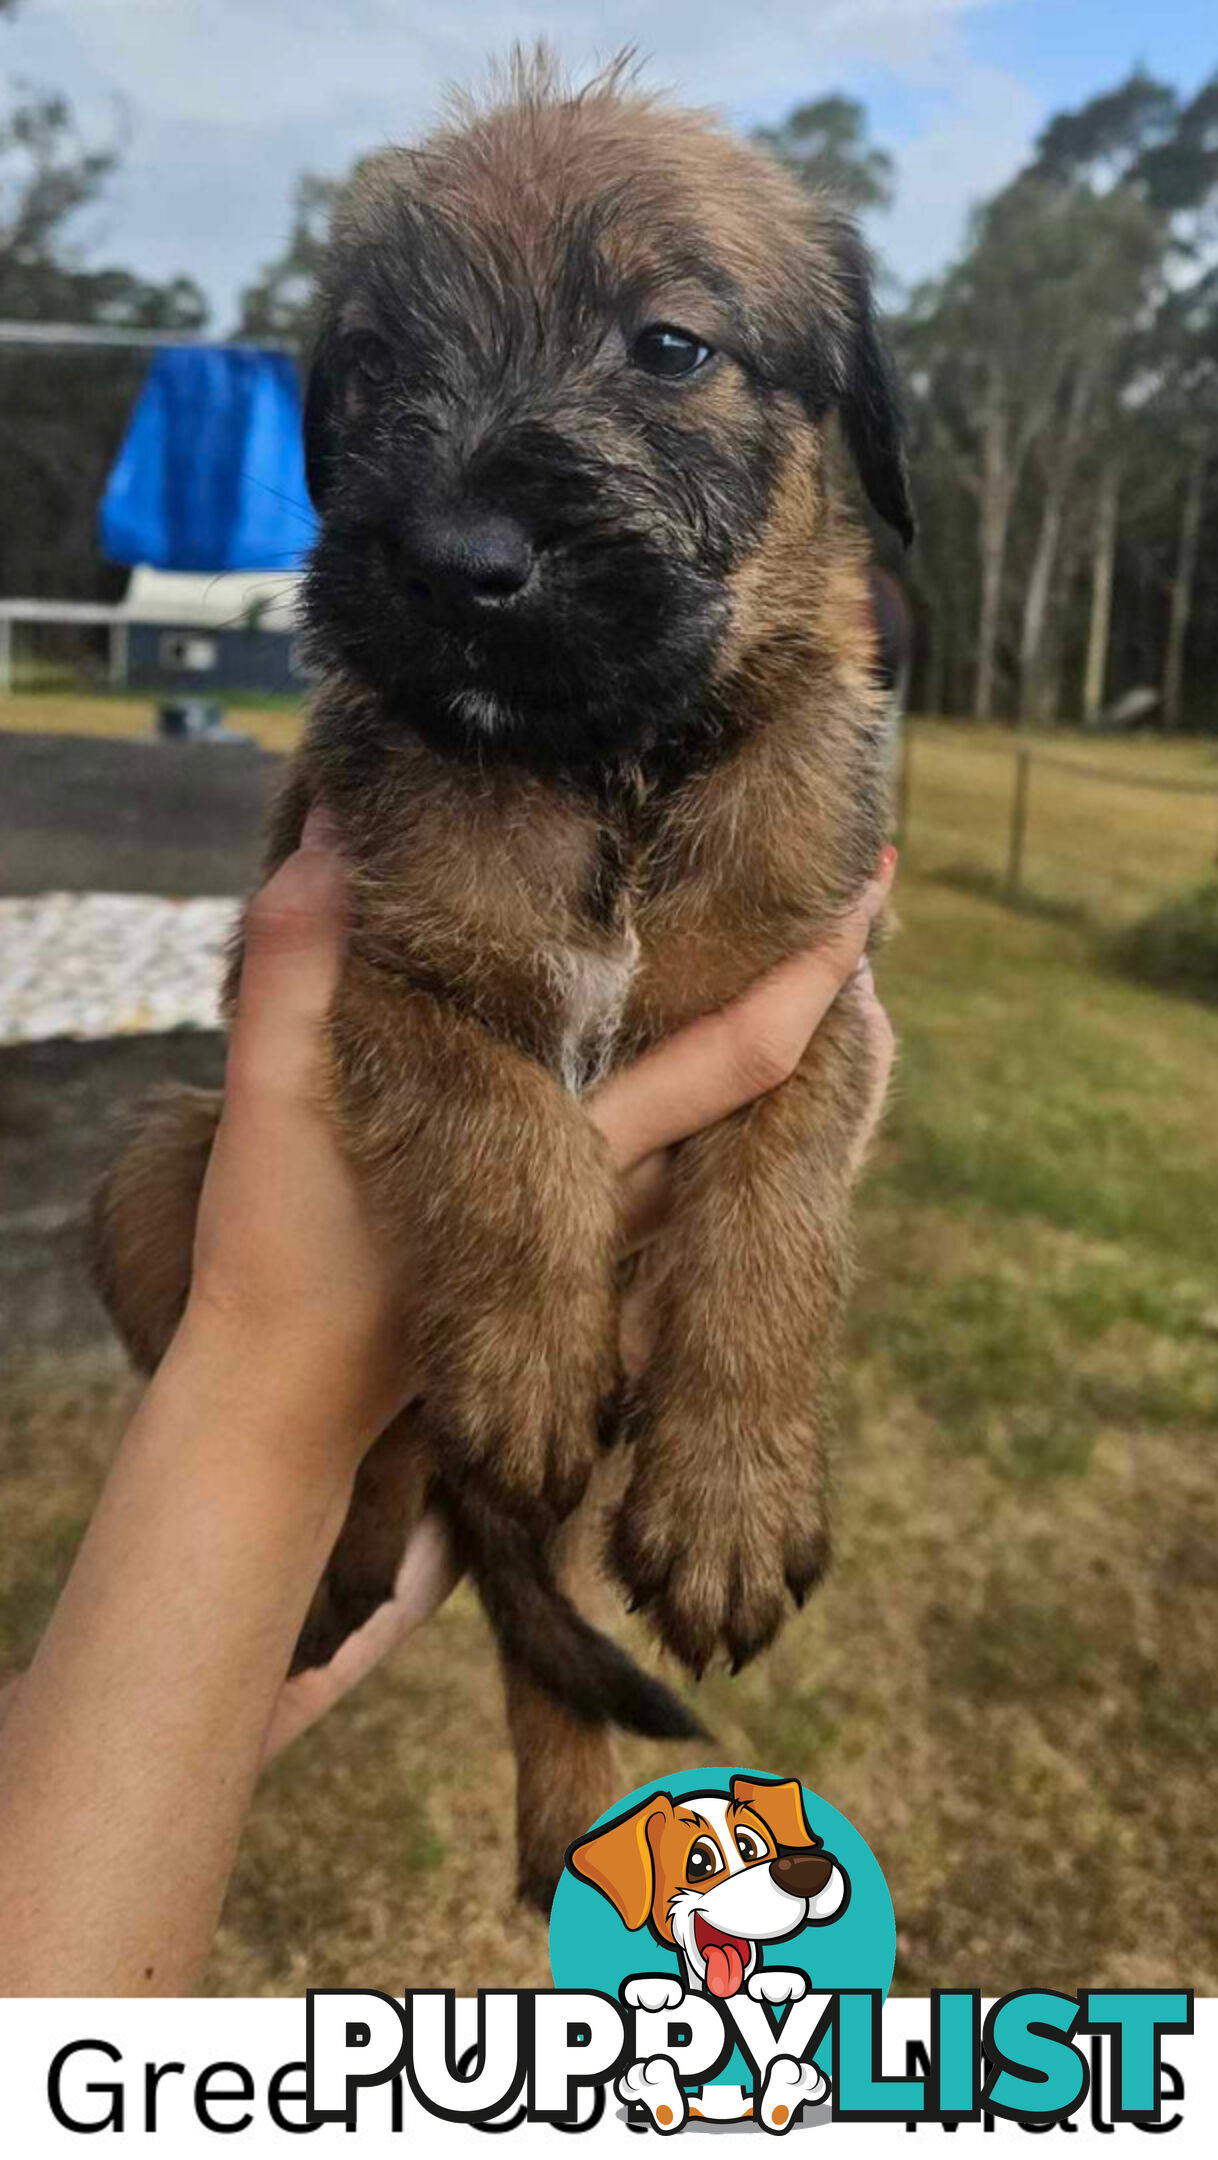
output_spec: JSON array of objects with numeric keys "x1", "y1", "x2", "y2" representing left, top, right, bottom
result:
[
  {"x1": 304, "y1": 52, "x2": 913, "y2": 773},
  {"x1": 568, "y1": 1775, "x2": 849, "y2": 1998}
]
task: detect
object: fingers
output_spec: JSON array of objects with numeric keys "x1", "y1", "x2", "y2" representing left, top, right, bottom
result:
[
  {"x1": 618, "y1": 1150, "x2": 674, "y2": 1255},
  {"x1": 226, "y1": 807, "x2": 347, "y2": 1098},
  {"x1": 845, "y1": 958, "x2": 898, "y2": 1179},
  {"x1": 262, "y1": 1514, "x2": 459, "y2": 1764},
  {"x1": 590, "y1": 848, "x2": 896, "y2": 1173}
]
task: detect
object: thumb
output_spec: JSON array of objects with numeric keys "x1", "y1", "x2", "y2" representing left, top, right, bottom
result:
[{"x1": 228, "y1": 808, "x2": 348, "y2": 1091}]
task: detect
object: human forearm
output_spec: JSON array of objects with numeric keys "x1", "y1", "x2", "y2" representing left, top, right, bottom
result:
[{"x1": 0, "y1": 1319, "x2": 355, "y2": 1996}]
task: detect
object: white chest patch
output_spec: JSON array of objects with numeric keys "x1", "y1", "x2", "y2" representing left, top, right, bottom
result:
[{"x1": 545, "y1": 927, "x2": 640, "y2": 1094}]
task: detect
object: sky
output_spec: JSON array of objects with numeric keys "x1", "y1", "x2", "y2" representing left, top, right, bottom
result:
[{"x1": 5, "y1": 0, "x2": 1216, "y2": 331}]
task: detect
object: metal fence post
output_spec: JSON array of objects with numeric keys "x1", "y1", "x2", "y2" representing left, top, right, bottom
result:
[
  {"x1": 0, "y1": 614, "x2": 11, "y2": 696},
  {"x1": 109, "y1": 620, "x2": 129, "y2": 691},
  {"x1": 1006, "y1": 748, "x2": 1031, "y2": 903}
]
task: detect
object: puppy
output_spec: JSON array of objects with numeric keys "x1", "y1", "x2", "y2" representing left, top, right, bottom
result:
[
  {"x1": 569, "y1": 1774, "x2": 848, "y2": 1997},
  {"x1": 570, "y1": 1774, "x2": 847, "y2": 2125},
  {"x1": 92, "y1": 52, "x2": 912, "y2": 1909}
]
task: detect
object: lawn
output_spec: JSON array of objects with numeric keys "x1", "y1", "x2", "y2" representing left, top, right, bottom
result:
[
  {"x1": 0, "y1": 689, "x2": 304, "y2": 757},
  {"x1": 902, "y1": 719, "x2": 1218, "y2": 925},
  {"x1": 2, "y1": 862, "x2": 1215, "y2": 1995}
]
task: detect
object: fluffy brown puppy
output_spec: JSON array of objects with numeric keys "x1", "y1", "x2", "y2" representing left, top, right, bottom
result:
[{"x1": 92, "y1": 53, "x2": 911, "y2": 1909}]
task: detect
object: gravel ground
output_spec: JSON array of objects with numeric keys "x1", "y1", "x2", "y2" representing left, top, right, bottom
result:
[{"x1": 0, "y1": 892, "x2": 236, "y2": 1044}]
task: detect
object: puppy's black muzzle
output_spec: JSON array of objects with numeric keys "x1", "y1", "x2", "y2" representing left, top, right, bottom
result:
[{"x1": 392, "y1": 505, "x2": 536, "y2": 628}]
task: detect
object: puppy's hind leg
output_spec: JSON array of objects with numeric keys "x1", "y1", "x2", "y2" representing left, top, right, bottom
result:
[
  {"x1": 504, "y1": 1669, "x2": 618, "y2": 1916},
  {"x1": 439, "y1": 1469, "x2": 706, "y2": 1911},
  {"x1": 496, "y1": 1466, "x2": 673, "y2": 1915},
  {"x1": 291, "y1": 1412, "x2": 430, "y2": 1675},
  {"x1": 91, "y1": 1084, "x2": 221, "y2": 1371}
]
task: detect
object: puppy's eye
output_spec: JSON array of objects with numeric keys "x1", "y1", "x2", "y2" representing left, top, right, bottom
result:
[
  {"x1": 345, "y1": 334, "x2": 394, "y2": 388},
  {"x1": 631, "y1": 323, "x2": 713, "y2": 380},
  {"x1": 734, "y1": 1829, "x2": 769, "y2": 1864},
  {"x1": 686, "y1": 1838, "x2": 722, "y2": 1882}
]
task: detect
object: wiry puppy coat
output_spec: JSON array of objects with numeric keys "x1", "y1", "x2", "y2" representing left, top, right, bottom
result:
[{"x1": 92, "y1": 55, "x2": 913, "y2": 1910}]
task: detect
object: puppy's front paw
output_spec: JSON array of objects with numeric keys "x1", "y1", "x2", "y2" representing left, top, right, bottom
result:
[
  {"x1": 428, "y1": 1284, "x2": 614, "y2": 1515},
  {"x1": 748, "y1": 1969, "x2": 807, "y2": 2006},
  {"x1": 608, "y1": 1417, "x2": 829, "y2": 1675},
  {"x1": 623, "y1": 1976, "x2": 686, "y2": 2013}
]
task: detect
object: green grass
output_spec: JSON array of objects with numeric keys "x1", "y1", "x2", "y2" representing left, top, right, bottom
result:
[
  {"x1": 902, "y1": 719, "x2": 1218, "y2": 926},
  {"x1": 0, "y1": 688, "x2": 303, "y2": 753},
  {"x1": 1110, "y1": 881, "x2": 1218, "y2": 1007},
  {"x1": 728, "y1": 873, "x2": 1218, "y2": 1990}
]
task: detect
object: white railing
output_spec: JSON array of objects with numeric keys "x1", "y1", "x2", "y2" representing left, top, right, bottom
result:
[{"x1": 0, "y1": 602, "x2": 128, "y2": 694}]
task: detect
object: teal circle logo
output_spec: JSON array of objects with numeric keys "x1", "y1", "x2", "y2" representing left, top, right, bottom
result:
[{"x1": 549, "y1": 1765, "x2": 894, "y2": 2098}]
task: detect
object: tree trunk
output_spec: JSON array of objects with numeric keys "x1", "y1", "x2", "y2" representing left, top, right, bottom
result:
[
  {"x1": 975, "y1": 527, "x2": 1005, "y2": 722},
  {"x1": 922, "y1": 603, "x2": 945, "y2": 717},
  {"x1": 1162, "y1": 451, "x2": 1207, "y2": 731},
  {"x1": 1018, "y1": 365, "x2": 1095, "y2": 726},
  {"x1": 1083, "y1": 461, "x2": 1120, "y2": 726},
  {"x1": 1039, "y1": 510, "x2": 1087, "y2": 726},
  {"x1": 974, "y1": 367, "x2": 1012, "y2": 723},
  {"x1": 1017, "y1": 490, "x2": 1065, "y2": 726}
]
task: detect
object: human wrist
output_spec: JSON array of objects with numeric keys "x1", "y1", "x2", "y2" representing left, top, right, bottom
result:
[{"x1": 161, "y1": 1298, "x2": 378, "y2": 1491}]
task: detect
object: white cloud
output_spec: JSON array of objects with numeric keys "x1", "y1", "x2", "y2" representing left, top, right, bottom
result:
[
  {"x1": 6, "y1": 0, "x2": 1036, "y2": 323},
  {"x1": 878, "y1": 62, "x2": 1043, "y2": 289}
]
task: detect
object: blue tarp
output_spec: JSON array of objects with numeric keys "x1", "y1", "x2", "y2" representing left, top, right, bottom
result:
[{"x1": 100, "y1": 346, "x2": 317, "y2": 572}]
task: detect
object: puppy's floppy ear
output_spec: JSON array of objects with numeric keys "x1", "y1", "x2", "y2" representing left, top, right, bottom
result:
[
  {"x1": 829, "y1": 225, "x2": 915, "y2": 550},
  {"x1": 731, "y1": 1776, "x2": 819, "y2": 1852},
  {"x1": 567, "y1": 1793, "x2": 673, "y2": 1930},
  {"x1": 302, "y1": 338, "x2": 338, "y2": 510}
]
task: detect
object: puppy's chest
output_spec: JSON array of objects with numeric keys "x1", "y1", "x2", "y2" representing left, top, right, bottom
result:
[
  {"x1": 540, "y1": 924, "x2": 641, "y2": 1093},
  {"x1": 358, "y1": 774, "x2": 814, "y2": 1088},
  {"x1": 359, "y1": 794, "x2": 645, "y2": 1090}
]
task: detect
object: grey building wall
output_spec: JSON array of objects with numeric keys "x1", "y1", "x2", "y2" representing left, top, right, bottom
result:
[{"x1": 126, "y1": 621, "x2": 306, "y2": 695}]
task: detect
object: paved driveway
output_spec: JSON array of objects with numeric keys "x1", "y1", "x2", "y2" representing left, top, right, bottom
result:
[{"x1": 0, "y1": 731, "x2": 277, "y2": 1359}]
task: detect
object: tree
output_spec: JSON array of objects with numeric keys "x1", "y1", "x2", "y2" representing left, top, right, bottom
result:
[
  {"x1": 1013, "y1": 184, "x2": 1160, "y2": 723},
  {"x1": 1030, "y1": 67, "x2": 1179, "y2": 191},
  {"x1": 1081, "y1": 446, "x2": 1121, "y2": 724},
  {"x1": 0, "y1": 82, "x2": 207, "y2": 599},
  {"x1": 235, "y1": 173, "x2": 338, "y2": 348},
  {"x1": 902, "y1": 66, "x2": 1218, "y2": 730},
  {"x1": 1025, "y1": 69, "x2": 1218, "y2": 726},
  {"x1": 1149, "y1": 266, "x2": 1218, "y2": 728},
  {"x1": 904, "y1": 179, "x2": 1137, "y2": 720},
  {"x1": 752, "y1": 95, "x2": 893, "y2": 214}
]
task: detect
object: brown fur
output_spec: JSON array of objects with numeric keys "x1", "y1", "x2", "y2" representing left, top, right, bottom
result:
[
  {"x1": 506, "y1": 1676, "x2": 618, "y2": 1915},
  {"x1": 91, "y1": 54, "x2": 903, "y2": 1914}
]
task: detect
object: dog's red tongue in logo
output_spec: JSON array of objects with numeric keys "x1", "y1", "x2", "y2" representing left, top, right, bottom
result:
[{"x1": 694, "y1": 1914, "x2": 750, "y2": 1999}]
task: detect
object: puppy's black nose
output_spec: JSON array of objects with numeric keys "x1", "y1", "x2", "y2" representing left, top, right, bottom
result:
[
  {"x1": 769, "y1": 1851, "x2": 833, "y2": 1898},
  {"x1": 397, "y1": 508, "x2": 534, "y2": 619}
]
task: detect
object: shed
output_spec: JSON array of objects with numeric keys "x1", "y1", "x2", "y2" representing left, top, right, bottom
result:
[
  {"x1": 118, "y1": 567, "x2": 308, "y2": 696},
  {"x1": 0, "y1": 568, "x2": 309, "y2": 697}
]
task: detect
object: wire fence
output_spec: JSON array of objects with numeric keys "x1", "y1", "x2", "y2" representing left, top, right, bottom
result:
[{"x1": 895, "y1": 721, "x2": 1218, "y2": 928}]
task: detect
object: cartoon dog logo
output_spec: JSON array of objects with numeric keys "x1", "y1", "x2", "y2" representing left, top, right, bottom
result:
[{"x1": 567, "y1": 1775, "x2": 850, "y2": 2130}]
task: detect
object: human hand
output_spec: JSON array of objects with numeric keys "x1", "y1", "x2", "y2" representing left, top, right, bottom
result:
[
  {"x1": 182, "y1": 809, "x2": 416, "y2": 1471},
  {"x1": 594, "y1": 854, "x2": 897, "y2": 1265}
]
